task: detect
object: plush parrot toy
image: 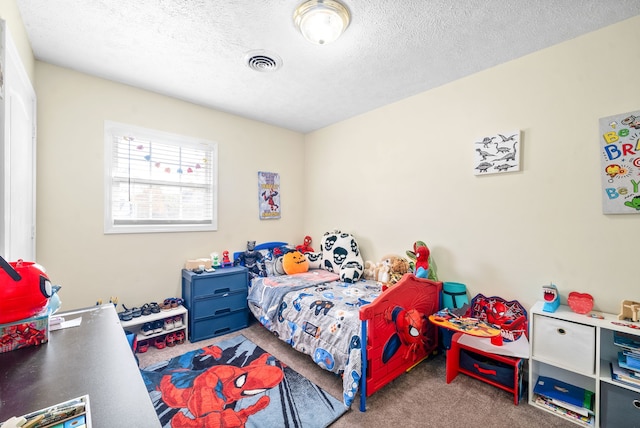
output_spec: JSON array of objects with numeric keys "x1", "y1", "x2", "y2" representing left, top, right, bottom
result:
[{"x1": 407, "y1": 241, "x2": 437, "y2": 281}]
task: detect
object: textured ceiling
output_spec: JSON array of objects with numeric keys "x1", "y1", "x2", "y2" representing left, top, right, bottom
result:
[{"x1": 16, "y1": 1, "x2": 640, "y2": 133}]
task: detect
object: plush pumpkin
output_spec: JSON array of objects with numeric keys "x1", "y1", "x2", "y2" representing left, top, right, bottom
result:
[{"x1": 282, "y1": 250, "x2": 309, "y2": 275}]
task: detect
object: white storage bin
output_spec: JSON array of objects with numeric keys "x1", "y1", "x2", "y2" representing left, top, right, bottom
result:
[{"x1": 532, "y1": 314, "x2": 596, "y2": 375}]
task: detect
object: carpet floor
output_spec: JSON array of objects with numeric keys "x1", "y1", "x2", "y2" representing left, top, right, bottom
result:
[{"x1": 138, "y1": 321, "x2": 576, "y2": 428}]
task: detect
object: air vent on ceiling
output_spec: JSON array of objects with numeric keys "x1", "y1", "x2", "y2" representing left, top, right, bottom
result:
[{"x1": 245, "y1": 50, "x2": 282, "y2": 72}]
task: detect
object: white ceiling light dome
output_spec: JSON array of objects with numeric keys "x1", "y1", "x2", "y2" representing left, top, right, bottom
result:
[{"x1": 293, "y1": 0, "x2": 351, "y2": 45}]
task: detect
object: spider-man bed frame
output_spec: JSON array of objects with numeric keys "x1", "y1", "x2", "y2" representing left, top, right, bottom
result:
[{"x1": 234, "y1": 242, "x2": 442, "y2": 411}]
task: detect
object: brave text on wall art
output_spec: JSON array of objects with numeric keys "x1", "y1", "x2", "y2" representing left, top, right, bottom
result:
[{"x1": 598, "y1": 110, "x2": 640, "y2": 214}]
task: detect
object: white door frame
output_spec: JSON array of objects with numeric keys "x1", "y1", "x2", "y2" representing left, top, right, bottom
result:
[{"x1": 0, "y1": 20, "x2": 37, "y2": 261}]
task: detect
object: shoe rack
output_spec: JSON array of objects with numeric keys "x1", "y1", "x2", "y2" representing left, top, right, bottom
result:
[{"x1": 120, "y1": 305, "x2": 188, "y2": 346}]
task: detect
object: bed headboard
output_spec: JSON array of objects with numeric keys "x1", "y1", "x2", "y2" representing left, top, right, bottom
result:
[{"x1": 232, "y1": 241, "x2": 289, "y2": 264}]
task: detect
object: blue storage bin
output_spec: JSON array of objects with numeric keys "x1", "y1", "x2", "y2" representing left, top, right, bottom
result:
[
  {"x1": 442, "y1": 282, "x2": 469, "y2": 309},
  {"x1": 459, "y1": 348, "x2": 515, "y2": 389}
]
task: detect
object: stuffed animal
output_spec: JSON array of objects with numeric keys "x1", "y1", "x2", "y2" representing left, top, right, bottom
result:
[
  {"x1": 295, "y1": 235, "x2": 314, "y2": 254},
  {"x1": 388, "y1": 257, "x2": 410, "y2": 285},
  {"x1": 306, "y1": 230, "x2": 364, "y2": 283},
  {"x1": 363, "y1": 254, "x2": 408, "y2": 287},
  {"x1": 406, "y1": 240, "x2": 438, "y2": 281},
  {"x1": 376, "y1": 254, "x2": 400, "y2": 283},
  {"x1": 233, "y1": 240, "x2": 267, "y2": 279},
  {"x1": 363, "y1": 260, "x2": 377, "y2": 280},
  {"x1": 282, "y1": 250, "x2": 309, "y2": 275},
  {"x1": 413, "y1": 243, "x2": 430, "y2": 278}
]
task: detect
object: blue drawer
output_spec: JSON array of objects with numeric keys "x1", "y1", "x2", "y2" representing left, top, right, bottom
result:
[
  {"x1": 189, "y1": 269, "x2": 247, "y2": 298},
  {"x1": 460, "y1": 348, "x2": 515, "y2": 389},
  {"x1": 190, "y1": 310, "x2": 249, "y2": 342},
  {"x1": 193, "y1": 291, "x2": 247, "y2": 320}
]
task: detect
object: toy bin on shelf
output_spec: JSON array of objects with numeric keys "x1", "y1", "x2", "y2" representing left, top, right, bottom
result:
[
  {"x1": 446, "y1": 332, "x2": 525, "y2": 405},
  {"x1": 600, "y1": 381, "x2": 640, "y2": 427}
]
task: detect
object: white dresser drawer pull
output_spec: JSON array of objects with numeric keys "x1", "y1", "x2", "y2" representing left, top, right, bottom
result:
[
  {"x1": 633, "y1": 399, "x2": 640, "y2": 410},
  {"x1": 556, "y1": 328, "x2": 566, "y2": 335}
]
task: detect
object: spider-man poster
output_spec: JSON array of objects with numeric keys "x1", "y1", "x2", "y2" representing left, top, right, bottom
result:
[{"x1": 258, "y1": 171, "x2": 280, "y2": 220}]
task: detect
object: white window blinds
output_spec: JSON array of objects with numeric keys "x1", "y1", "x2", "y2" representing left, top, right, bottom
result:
[{"x1": 104, "y1": 121, "x2": 217, "y2": 234}]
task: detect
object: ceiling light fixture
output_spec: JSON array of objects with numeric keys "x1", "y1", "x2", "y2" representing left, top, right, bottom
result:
[{"x1": 293, "y1": 0, "x2": 351, "y2": 45}]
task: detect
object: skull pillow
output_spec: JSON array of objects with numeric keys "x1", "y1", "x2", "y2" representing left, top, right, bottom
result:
[{"x1": 307, "y1": 230, "x2": 363, "y2": 283}]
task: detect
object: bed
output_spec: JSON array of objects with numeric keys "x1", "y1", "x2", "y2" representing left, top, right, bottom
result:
[{"x1": 234, "y1": 241, "x2": 443, "y2": 411}]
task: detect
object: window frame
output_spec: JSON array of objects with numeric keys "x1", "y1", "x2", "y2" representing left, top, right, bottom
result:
[{"x1": 104, "y1": 121, "x2": 218, "y2": 234}]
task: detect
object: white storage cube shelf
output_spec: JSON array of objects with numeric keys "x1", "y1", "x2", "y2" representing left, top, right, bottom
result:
[{"x1": 529, "y1": 301, "x2": 640, "y2": 428}]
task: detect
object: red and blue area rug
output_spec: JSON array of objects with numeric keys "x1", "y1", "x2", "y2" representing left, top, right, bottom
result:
[{"x1": 140, "y1": 334, "x2": 347, "y2": 428}]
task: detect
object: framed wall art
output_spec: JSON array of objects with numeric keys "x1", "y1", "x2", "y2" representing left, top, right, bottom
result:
[
  {"x1": 473, "y1": 130, "x2": 521, "y2": 175},
  {"x1": 598, "y1": 109, "x2": 640, "y2": 214},
  {"x1": 258, "y1": 171, "x2": 280, "y2": 220}
]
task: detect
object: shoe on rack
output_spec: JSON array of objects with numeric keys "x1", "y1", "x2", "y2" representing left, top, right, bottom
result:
[
  {"x1": 149, "y1": 302, "x2": 161, "y2": 313},
  {"x1": 173, "y1": 315, "x2": 183, "y2": 327},
  {"x1": 164, "y1": 317, "x2": 175, "y2": 330},
  {"x1": 175, "y1": 330, "x2": 185, "y2": 345},
  {"x1": 118, "y1": 310, "x2": 133, "y2": 321},
  {"x1": 153, "y1": 320, "x2": 164, "y2": 333},
  {"x1": 140, "y1": 304, "x2": 152, "y2": 316},
  {"x1": 118, "y1": 305, "x2": 133, "y2": 321},
  {"x1": 137, "y1": 340, "x2": 149, "y2": 353},
  {"x1": 123, "y1": 305, "x2": 142, "y2": 318},
  {"x1": 141, "y1": 322, "x2": 154, "y2": 336},
  {"x1": 166, "y1": 333, "x2": 176, "y2": 347},
  {"x1": 154, "y1": 336, "x2": 166, "y2": 350}
]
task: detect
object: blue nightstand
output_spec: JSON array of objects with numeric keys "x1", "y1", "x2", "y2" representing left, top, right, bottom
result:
[{"x1": 181, "y1": 266, "x2": 249, "y2": 342}]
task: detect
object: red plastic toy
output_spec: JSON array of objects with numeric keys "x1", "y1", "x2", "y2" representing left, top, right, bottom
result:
[{"x1": 0, "y1": 257, "x2": 54, "y2": 324}]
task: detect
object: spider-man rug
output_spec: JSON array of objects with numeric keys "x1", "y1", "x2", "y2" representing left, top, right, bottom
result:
[{"x1": 140, "y1": 334, "x2": 348, "y2": 428}]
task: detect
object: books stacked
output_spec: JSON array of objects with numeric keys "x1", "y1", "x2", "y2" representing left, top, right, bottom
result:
[
  {"x1": 1, "y1": 395, "x2": 91, "y2": 428},
  {"x1": 533, "y1": 376, "x2": 594, "y2": 426},
  {"x1": 611, "y1": 331, "x2": 640, "y2": 387}
]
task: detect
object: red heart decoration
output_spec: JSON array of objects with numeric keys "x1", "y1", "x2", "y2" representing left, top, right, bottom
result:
[{"x1": 568, "y1": 292, "x2": 594, "y2": 314}]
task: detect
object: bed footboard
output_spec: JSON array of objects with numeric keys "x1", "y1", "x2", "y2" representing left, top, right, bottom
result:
[{"x1": 358, "y1": 274, "x2": 442, "y2": 411}]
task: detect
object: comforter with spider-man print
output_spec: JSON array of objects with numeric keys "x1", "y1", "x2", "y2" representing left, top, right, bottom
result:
[{"x1": 248, "y1": 274, "x2": 382, "y2": 407}]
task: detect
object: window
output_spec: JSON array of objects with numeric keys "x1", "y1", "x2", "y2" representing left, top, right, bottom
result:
[{"x1": 104, "y1": 121, "x2": 217, "y2": 234}]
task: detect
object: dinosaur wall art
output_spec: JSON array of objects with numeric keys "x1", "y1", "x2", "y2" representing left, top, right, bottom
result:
[{"x1": 473, "y1": 130, "x2": 522, "y2": 176}]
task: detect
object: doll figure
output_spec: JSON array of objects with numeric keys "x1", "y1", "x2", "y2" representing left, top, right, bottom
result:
[
  {"x1": 234, "y1": 241, "x2": 267, "y2": 279},
  {"x1": 221, "y1": 250, "x2": 231, "y2": 267}
]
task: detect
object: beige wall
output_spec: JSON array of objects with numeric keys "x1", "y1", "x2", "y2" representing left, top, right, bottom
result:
[
  {"x1": 35, "y1": 63, "x2": 305, "y2": 310},
  {"x1": 304, "y1": 16, "x2": 640, "y2": 315},
  {"x1": 0, "y1": 0, "x2": 34, "y2": 81},
  {"x1": 7, "y1": 0, "x2": 640, "y2": 315}
]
